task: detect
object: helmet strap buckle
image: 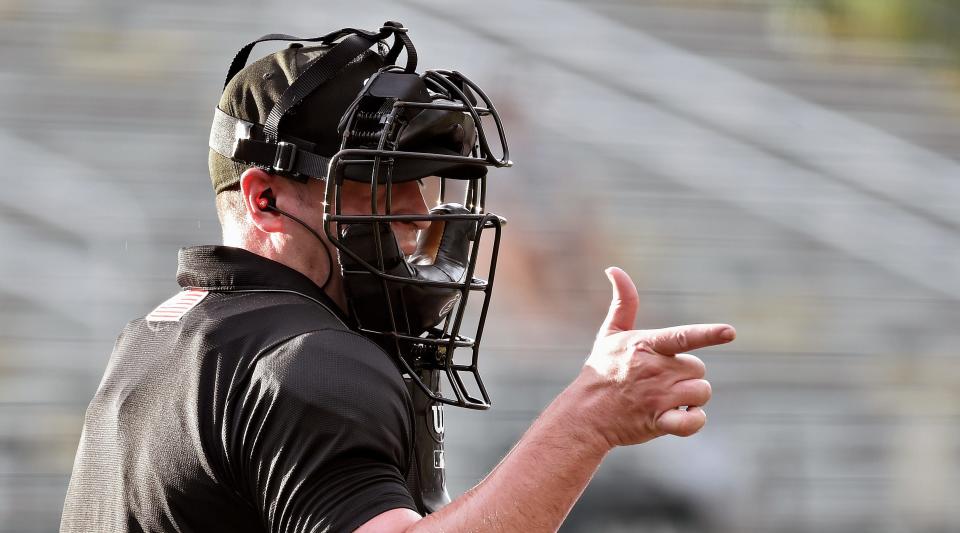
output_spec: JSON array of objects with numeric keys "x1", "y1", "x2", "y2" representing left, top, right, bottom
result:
[{"x1": 272, "y1": 141, "x2": 298, "y2": 173}]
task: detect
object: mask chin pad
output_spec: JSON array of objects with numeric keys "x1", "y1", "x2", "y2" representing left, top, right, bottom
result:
[{"x1": 340, "y1": 203, "x2": 475, "y2": 336}]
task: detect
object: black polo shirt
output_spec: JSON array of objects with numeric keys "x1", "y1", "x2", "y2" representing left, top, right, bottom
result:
[{"x1": 61, "y1": 246, "x2": 417, "y2": 533}]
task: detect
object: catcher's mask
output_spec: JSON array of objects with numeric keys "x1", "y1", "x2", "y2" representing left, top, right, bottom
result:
[{"x1": 209, "y1": 22, "x2": 511, "y2": 409}]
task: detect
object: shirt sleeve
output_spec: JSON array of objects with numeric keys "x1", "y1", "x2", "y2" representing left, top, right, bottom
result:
[{"x1": 225, "y1": 329, "x2": 418, "y2": 533}]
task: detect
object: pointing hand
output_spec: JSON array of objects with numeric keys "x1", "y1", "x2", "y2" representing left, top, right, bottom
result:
[{"x1": 580, "y1": 267, "x2": 735, "y2": 447}]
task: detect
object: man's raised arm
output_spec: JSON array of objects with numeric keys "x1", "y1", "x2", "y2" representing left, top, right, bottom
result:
[{"x1": 358, "y1": 266, "x2": 736, "y2": 532}]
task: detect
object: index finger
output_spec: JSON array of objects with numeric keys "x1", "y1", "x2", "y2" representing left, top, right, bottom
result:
[{"x1": 642, "y1": 324, "x2": 736, "y2": 355}]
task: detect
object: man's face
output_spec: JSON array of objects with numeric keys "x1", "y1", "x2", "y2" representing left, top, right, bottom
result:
[
  {"x1": 332, "y1": 178, "x2": 433, "y2": 256},
  {"x1": 280, "y1": 175, "x2": 434, "y2": 285}
]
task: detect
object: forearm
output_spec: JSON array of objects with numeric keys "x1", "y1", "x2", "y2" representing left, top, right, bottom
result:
[
  {"x1": 409, "y1": 375, "x2": 609, "y2": 533},
  {"x1": 380, "y1": 267, "x2": 734, "y2": 533}
]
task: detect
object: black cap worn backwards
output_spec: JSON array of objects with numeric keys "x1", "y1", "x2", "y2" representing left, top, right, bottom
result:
[
  {"x1": 209, "y1": 24, "x2": 493, "y2": 194},
  {"x1": 209, "y1": 44, "x2": 385, "y2": 194}
]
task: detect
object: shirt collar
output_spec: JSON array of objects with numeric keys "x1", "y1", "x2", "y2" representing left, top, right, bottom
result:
[{"x1": 176, "y1": 245, "x2": 348, "y2": 323}]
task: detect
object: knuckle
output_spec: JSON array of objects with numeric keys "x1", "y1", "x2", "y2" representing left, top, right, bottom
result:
[
  {"x1": 652, "y1": 390, "x2": 679, "y2": 416},
  {"x1": 698, "y1": 379, "x2": 712, "y2": 400},
  {"x1": 640, "y1": 390, "x2": 666, "y2": 415},
  {"x1": 674, "y1": 353, "x2": 706, "y2": 378},
  {"x1": 633, "y1": 337, "x2": 655, "y2": 355},
  {"x1": 684, "y1": 380, "x2": 711, "y2": 405},
  {"x1": 684, "y1": 421, "x2": 704, "y2": 437},
  {"x1": 681, "y1": 411, "x2": 706, "y2": 437},
  {"x1": 666, "y1": 415, "x2": 690, "y2": 437},
  {"x1": 634, "y1": 358, "x2": 664, "y2": 381},
  {"x1": 690, "y1": 354, "x2": 706, "y2": 375},
  {"x1": 673, "y1": 329, "x2": 690, "y2": 353}
]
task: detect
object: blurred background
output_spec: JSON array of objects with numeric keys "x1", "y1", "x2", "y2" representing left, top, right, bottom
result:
[{"x1": 2, "y1": 0, "x2": 959, "y2": 531}]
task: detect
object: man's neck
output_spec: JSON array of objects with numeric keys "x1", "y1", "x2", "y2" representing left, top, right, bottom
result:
[{"x1": 226, "y1": 234, "x2": 348, "y2": 314}]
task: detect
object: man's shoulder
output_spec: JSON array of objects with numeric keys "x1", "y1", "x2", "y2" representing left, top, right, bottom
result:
[
  {"x1": 125, "y1": 287, "x2": 347, "y2": 338},
  {"x1": 254, "y1": 328, "x2": 407, "y2": 399},
  {"x1": 112, "y1": 288, "x2": 359, "y2": 388},
  {"x1": 196, "y1": 289, "x2": 348, "y2": 333},
  {"x1": 155, "y1": 288, "x2": 351, "y2": 361},
  {"x1": 237, "y1": 328, "x2": 413, "y2": 445}
]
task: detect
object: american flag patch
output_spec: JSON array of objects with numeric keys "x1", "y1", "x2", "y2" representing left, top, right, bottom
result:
[{"x1": 145, "y1": 289, "x2": 208, "y2": 322}]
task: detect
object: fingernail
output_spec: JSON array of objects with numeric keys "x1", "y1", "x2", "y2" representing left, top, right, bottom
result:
[{"x1": 719, "y1": 327, "x2": 736, "y2": 342}]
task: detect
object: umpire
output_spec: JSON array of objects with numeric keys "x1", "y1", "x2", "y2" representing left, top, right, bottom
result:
[{"x1": 61, "y1": 21, "x2": 736, "y2": 533}]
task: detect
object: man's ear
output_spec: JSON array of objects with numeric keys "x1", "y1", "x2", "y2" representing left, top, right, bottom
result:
[{"x1": 239, "y1": 168, "x2": 282, "y2": 233}]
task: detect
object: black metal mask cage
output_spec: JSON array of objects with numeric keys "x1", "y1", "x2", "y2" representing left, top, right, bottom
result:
[{"x1": 325, "y1": 67, "x2": 511, "y2": 409}]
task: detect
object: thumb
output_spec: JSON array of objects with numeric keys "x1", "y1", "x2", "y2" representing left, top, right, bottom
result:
[{"x1": 598, "y1": 267, "x2": 639, "y2": 338}]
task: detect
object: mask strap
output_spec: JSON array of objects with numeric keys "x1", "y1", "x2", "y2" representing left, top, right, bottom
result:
[
  {"x1": 262, "y1": 33, "x2": 379, "y2": 142},
  {"x1": 381, "y1": 21, "x2": 417, "y2": 73},
  {"x1": 221, "y1": 22, "x2": 413, "y2": 91},
  {"x1": 221, "y1": 26, "x2": 393, "y2": 90}
]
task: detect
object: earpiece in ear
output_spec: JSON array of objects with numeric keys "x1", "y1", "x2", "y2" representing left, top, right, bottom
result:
[{"x1": 257, "y1": 189, "x2": 275, "y2": 211}]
